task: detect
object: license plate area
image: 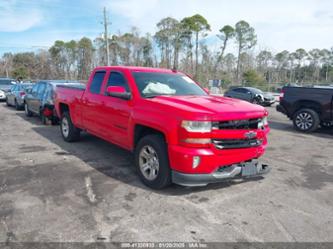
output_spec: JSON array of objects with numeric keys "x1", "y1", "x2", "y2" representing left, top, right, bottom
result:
[{"x1": 241, "y1": 161, "x2": 258, "y2": 177}]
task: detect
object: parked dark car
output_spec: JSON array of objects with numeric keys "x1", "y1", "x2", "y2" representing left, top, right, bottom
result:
[
  {"x1": 0, "y1": 78, "x2": 15, "y2": 101},
  {"x1": 6, "y1": 83, "x2": 34, "y2": 109},
  {"x1": 24, "y1": 80, "x2": 83, "y2": 125},
  {"x1": 224, "y1": 87, "x2": 275, "y2": 106},
  {"x1": 277, "y1": 86, "x2": 333, "y2": 132}
]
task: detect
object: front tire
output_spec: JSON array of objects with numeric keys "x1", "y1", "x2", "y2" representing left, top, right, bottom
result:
[
  {"x1": 15, "y1": 100, "x2": 20, "y2": 110},
  {"x1": 60, "y1": 112, "x2": 80, "y2": 142},
  {"x1": 252, "y1": 97, "x2": 261, "y2": 105},
  {"x1": 41, "y1": 113, "x2": 48, "y2": 125},
  {"x1": 135, "y1": 134, "x2": 171, "y2": 189},
  {"x1": 51, "y1": 117, "x2": 59, "y2": 125},
  {"x1": 24, "y1": 103, "x2": 33, "y2": 117},
  {"x1": 293, "y1": 108, "x2": 320, "y2": 133}
]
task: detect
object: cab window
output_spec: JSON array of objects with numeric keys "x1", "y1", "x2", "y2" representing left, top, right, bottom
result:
[
  {"x1": 89, "y1": 71, "x2": 106, "y2": 94},
  {"x1": 106, "y1": 72, "x2": 129, "y2": 92}
]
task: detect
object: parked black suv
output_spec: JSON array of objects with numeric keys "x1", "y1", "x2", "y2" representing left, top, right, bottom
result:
[
  {"x1": 277, "y1": 86, "x2": 333, "y2": 132},
  {"x1": 24, "y1": 80, "x2": 83, "y2": 125}
]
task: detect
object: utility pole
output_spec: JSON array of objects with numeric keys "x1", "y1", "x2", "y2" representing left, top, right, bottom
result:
[{"x1": 103, "y1": 7, "x2": 110, "y2": 66}]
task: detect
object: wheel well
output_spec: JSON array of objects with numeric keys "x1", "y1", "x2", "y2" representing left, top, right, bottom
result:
[
  {"x1": 293, "y1": 100, "x2": 322, "y2": 116},
  {"x1": 134, "y1": 125, "x2": 166, "y2": 147},
  {"x1": 59, "y1": 103, "x2": 69, "y2": 116}
]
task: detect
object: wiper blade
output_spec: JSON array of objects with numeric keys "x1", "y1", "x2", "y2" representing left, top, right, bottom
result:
[
  {"x1": 144, "y1": 94, "x2": 176, "y2": 98},
  {"x1": 144, "y1": 94, "x2": 160, "y2": 98}
]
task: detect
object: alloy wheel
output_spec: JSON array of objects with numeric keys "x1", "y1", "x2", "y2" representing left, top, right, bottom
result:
[
  {"x1": 295, "y1": 112, "x2": 313, "y2": 131},
  {"x1": 139, "y1": 145, "x2": 160, "y2": 181},
  {"x1": 61, "y1": 117, "x2": 69, "y2": 138},
  {"x1": 25, "y1": 104, "x2": 28, "y2": 115}
]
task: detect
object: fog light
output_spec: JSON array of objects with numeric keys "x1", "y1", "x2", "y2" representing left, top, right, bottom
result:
[
  {"x1": 193, "y1": 156, "x2": 201, "y2": 169},
  {"x1": 184, "y1": 138, "x2": 211, "y2": 144}
]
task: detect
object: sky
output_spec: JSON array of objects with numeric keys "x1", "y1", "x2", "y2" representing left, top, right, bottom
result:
[{"x1": 0, "y1": 0, "x2": 332, "y2": 55}]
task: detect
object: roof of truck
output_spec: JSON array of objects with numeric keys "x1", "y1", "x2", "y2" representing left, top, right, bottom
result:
[{"x1": 94, "y1": 66, "x2": 182, "y2": 74}]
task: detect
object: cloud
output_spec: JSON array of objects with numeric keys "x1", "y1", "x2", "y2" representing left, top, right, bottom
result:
[
  {"x1": 1, "y1": 0, "x2": 332, "y2": 53},
  {"x1": 102, "y1": 0, "x2": 333, "y2": 51},
  {"x1": 0, "y1": 0, "x2": 43, "y2": 32}
]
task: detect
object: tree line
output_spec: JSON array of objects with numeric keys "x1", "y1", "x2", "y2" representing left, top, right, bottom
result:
[{"x1": 0, "y1": 14, "x2": 332, "y2": 90}]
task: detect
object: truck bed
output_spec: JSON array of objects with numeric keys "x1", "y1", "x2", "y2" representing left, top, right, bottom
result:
[
  {"x1": 55, "y1": 84, "x2": 86, "y2": 122},
  {"x1": 280, "y1": 86, "x2": 333, "y2": 120},
  {"x1": 56, "y1": 83, "x2": 86, "y2": 91}
]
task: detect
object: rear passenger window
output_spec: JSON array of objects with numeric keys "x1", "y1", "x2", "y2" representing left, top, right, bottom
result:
[
  {"x1": 106, "y1": 72, "x2": 129, "y2": 92},
  {"x1": 37, "y1": 83, "x2": 46, "y2": 97},
  {"x1": 234, "y1": 88, "x2": 247, "y2": 93},
  {"x1": 45, "y1": 84, "x2": 54, "y2": 101},
  {"x1": 89, "y1": 71, "x2": 106, "y2": 94},
  {"x1": 32, "y1": 84, "x2": 39, "y2": 94}
]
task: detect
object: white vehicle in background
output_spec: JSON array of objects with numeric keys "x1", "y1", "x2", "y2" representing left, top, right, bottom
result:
[{"x1": 0, "y1": 78, "x2": 15, "y2": 101}]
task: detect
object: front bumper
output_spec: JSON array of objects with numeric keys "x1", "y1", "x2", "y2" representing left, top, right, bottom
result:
[
  {"x1": 168, "y1": 137, "x2": 268, "y2": 175},
  {"x1": 262, "y1": 99, "x2": 275, "y2": 105},
  {"x1": 0, "y1": 94, "x2": 6, "y2": 100},
  {"x1": 172, "y1": 160, "x2": 270, "y2": 186},
  {"x1": 276, "y1": 104, "x2": 287, "y2": 115}
]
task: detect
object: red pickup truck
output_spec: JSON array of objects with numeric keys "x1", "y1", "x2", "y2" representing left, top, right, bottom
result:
[{"x1": 55, "y1": 66, "x2": 270, "y2": 189}]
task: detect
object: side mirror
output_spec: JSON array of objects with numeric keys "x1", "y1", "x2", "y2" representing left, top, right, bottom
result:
[{"x1": 106, "y1": 86, "x2": 131, "y2": 100}]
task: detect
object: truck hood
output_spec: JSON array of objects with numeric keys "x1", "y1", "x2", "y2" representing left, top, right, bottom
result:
[{"x1": 148, "y1": 95, "x2": 267, "y2": 120}]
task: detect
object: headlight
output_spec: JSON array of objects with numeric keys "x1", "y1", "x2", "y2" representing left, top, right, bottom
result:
[
  {"x1": 181, "y1": 121, "x2": 212, "y2": 132},
  {"x1": 258, "y1": 116, "x2": 268, "y2": 128},
  {"x1": 257, "y1": 94, "x2": 264, "y2": 100}
]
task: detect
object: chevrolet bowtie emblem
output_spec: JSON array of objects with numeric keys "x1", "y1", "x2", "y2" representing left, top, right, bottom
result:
[{"x1": 245, "y1": 131, "x2": 257, "y2": 139}]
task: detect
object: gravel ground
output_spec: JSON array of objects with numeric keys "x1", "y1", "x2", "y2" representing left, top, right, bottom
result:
[{"x1": 0, "y1": 102, "x2": 332, "y2": 242}]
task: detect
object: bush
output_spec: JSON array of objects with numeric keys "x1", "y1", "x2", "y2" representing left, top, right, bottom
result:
[{"x1": 242, "y1": 70, "x2": 266, "y2": 87}]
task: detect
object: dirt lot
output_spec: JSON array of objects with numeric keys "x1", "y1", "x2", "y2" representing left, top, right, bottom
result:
[{"x1": 0, "y1": 102, "x2": 332, "y2": 243}]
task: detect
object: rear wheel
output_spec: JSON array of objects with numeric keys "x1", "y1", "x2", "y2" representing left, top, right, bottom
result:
[
  {"x1": 134, "y1": 134, "x2": 171, "y2": 189},
  {"x1": 51, "y1": 117, "x2": 59, "y2": 125},
  {"x1": 293, "y1": 108, "x2": 320, "y2": 132},
  {"x1": 41, "y1": 113, "x2": 48, "y2": 125},
  {"x1": 60, "y1": 112, "x2": 80, "y2": 142},
  {"x1": 24, "y1": 103, "x2": 33, "y2": 117},
  {"x1": 15, "y1": 100, "x2": 20, "y2": 110}
]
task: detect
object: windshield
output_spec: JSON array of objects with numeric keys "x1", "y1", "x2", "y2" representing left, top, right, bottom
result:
[
  {"x1": 248, "y1": 88, "x2": 263, "y2": 94},
  {"x1": 132, "y1": 72, "x2": 207, "y2": 98},
  {"x1": 21, "y1": 84, "x2": 33, "y2": 90}
]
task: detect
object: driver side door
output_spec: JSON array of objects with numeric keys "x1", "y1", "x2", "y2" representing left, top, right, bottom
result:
[{"x1": 99, "y1": 71, "x2": 132, "y2": 148}]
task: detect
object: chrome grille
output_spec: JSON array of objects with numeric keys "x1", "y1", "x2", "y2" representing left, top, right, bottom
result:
[
  {"x1": 212, "y1": 118, "x2": 261, "y2": 130},
  {"x1": 212, "y1": 138, "x2": 262, "y2": 150}
]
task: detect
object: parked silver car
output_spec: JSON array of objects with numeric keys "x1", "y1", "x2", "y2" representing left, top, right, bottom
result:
[
  {"x1": 6, "y1": 83, "x2": 34, "y2": 110},
  {"x1": 0, "y1": 78, "x2": 15, "y2": 101},
  {"x1": 224, "y1": 87, "x2": 275, "y2": 106}
]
